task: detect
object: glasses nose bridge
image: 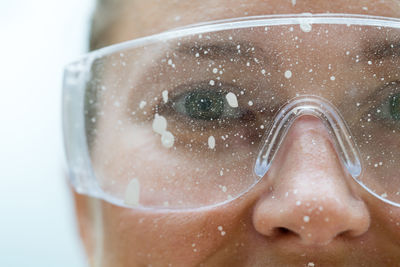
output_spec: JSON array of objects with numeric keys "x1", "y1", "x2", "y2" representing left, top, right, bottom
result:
[{"x1": 254, "y1": 95, "x2": 362, "y2": 179}]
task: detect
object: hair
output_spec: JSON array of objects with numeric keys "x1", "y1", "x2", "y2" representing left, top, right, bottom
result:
[{"x1": 89, "y1": 0, "x2": 126, "y2": 51}]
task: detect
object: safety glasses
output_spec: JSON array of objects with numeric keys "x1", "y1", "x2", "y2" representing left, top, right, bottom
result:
[{"x1": 63, "y1": 14, "x2": 400, "y2": 209}]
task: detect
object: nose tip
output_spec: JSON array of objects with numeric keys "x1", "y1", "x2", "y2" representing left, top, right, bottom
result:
[
  {"x1": 252, "y1": 189, "x2": 370, "y2": 245},
  {"x1": 252, "y1": 116, "x2": 370, "y2": 245}
]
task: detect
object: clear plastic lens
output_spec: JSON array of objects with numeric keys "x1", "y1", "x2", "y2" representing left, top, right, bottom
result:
[{"x1": 64, "y1": 17, "x2": 400, "y2": 209}]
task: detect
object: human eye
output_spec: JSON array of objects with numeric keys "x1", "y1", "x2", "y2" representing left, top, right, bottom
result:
[
  {"x1": 155, "y1": 81, "x2": 264, "y2": 149},
  {"x1": 170, "y1": 81, "x2": 242, "y2": 122},
  {"x1": 371, "y1": 83, "x2": 400, "y2": 128}
]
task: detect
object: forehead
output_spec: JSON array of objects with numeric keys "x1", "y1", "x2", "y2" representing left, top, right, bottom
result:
[{"x1": 108, "y1": 0, "x2": 400, "y2": 43}]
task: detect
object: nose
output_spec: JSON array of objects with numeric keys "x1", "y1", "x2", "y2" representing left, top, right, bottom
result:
[{"x1": 252, "y1": 116, "x2": 370, "y2": 245}]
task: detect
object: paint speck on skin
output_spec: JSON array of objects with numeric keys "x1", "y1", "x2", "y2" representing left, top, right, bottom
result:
[
  {"x1": 248, "y1": 100, "x2": 253, "y2": 106},
  {"x1": 124, "y1": 178, "x2": 140, "y2": 207},
  {"x1": 284, "y1": 70, "x2": 292, "y2": 79},
  {"x1": 209, "y1": 80, "x2": 215, "y2": 86},
  {"x1": 296, "y1": 200, "x2": 302, "y2": 206},
  {"x1": 217, "y1": 226, "x2": 223, "y2": 231},
  {"x1": 307, "y1": 262, "x2": 315, "y2": 267},
  {"x1": 222, "y1": 186, "x2": 227, "y2": 192},
  {"x1": 139, "y1": 100, "x2": 147, "y2": 109},
  {"x1": 226, "y1": 92, "x2": 238, "y2": 107},
  {"x1": 330, "y1": 76, "x2": 336, "y2": 81},
  {"x1": 161, "y1": 131, "x2": 174, "y2": 148},
  {"x1": 208, "y1": 135, "x2": 216, "y2": 149},
  {"x1": 162, "y1": 90, "x2": 168, "y2": 103},
  {"x1": 291, "y1": 0, "x2": 296, "y2": 6},
  {"x1": 221, "y1": 231, "x2": 226, "y2": 236},
  {"x1": 152, "y1": 114, "x2": 167, "y2": 135},
  {"x1": 303, "y1": 216, "x2": 310, "y2": 223}
]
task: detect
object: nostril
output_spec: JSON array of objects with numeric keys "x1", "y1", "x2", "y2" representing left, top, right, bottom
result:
[
  {"x1": 277, "y1": 227, "x2": 290, "y2": 234},
  {"x1": 274, "y1": 227, "x2": 299, "y2": 238}
]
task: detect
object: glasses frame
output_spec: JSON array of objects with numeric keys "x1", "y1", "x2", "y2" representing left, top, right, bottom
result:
[{"x1": 63, "y1": 13, "x2": 400, "y2": 209}]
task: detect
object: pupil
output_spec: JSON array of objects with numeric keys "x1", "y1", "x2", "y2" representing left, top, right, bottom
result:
[
  {"x1": 185, "y1": 90, "x2": 224, "y2": 120},
  {"x1": 390, "y1": 94, "x2": 400, "y2": 120}
]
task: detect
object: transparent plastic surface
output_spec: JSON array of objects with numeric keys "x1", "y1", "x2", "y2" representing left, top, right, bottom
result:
[{"x1": 63, "y1": 15, "x2": 400, "y2": 209}]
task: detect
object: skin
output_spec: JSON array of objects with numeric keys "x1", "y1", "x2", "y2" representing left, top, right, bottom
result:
[{"x1": 74, "y1": 0, "x2": 400, "y2": 266}]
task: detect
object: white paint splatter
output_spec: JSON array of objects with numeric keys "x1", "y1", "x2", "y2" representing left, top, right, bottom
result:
[
  {"x1": 139, "y1": 100, "x2": 147, "y2": 109},
  {"x1": 330, "y1": 76, "x2": 336, "y2": 81},
  {"x1": 284, "y1": 70, "x2": 292, "y2": 79},
  {"x1": 209, "y1": 80, "x2": 215, "y2": 86},
  {"x1": 152, "y1": 114, "x2": 167, "y2": 135},
  {"x1": 303, "y1": 216, "x2": 310, "y2": 223},
  {"x1": 248, "y1": 100, "x2": 253, "y2": 106},
  {"x1": 162, "y1": 90, "x2": 168, "y2": 103},
  {"x1": 222, "y1": 186, "x2": 227, "y2": 192},
  {"x1": 226, "y1": 92, "x2": 238, "y2": 108},
  {"x1": 125, "y1": 178, "x2": 140, "y2": 207},
  {"x1": 300, "y1": 22, "x2": 312, "y2": 32},
  {"x1": 208, "y1": 135, "x2": 216, "y2": 149},
  {"x1": 161, "y1": 131, "x2": 174, "y2": 148},
  {"x1": 291, "y1": 0, "x2": 296, "y2": 6}
]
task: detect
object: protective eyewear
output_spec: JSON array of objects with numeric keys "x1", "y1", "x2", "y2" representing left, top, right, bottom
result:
[{"x1": 63, "y1": 14, "x2": 400, "y2": 209}]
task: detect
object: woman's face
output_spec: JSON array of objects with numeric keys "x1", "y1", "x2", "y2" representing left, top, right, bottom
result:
[{"x1": 74, "y1": 0, "x2": 400, "y2": 266}]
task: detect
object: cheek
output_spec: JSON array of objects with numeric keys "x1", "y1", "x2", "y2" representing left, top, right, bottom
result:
[{"x1": 99, "y1": 201, "x2": 248, "y2": 266}]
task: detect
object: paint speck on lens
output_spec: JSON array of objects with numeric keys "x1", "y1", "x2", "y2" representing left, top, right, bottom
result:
[
  {"x1": 161, "y1": 131, "x2": 174, "y2": 148},
  {"x1": 285, "y1": 70, "x2": 292, "y2": 79},
  {"x1": 124, "y1": 178, "x2": 140, "y2": 207},
  {"x1": 152, "y1": 114, "x2": 167, "y2": 135},
  {"x1": 300, "y1": 22, "x2": 312, "y2": 32},
  {"x1": 208, "y1": 135, "x2": 216, "y2": 149},
  {"x1": 226, "y1": 92, "x2": 238, "y2": 108},
  {"x1": 139, "y1": 100, "x2": 147, "y2": 109},
  {"x1": 162, "y1": 90, "x2": 168, "y2": 103}
]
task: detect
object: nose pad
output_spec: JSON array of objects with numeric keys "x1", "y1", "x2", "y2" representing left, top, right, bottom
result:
[
  {"x1": 252, "y1": 113, "x2": 370, "y2": 245},
  {"x1": 254, "y1": 95, "x2": 361, "y2": 180}
]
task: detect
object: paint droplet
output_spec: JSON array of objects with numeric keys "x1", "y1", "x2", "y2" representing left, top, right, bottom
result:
[
  {"x1": 139, "y1": 100, "x2": 147, "y2": 109},
  {"x1": 284, "y1": 70, "x2": 292, "y2": 79},
  {"x1": 208, "y1": 135, "x2": 216, "y2": 149},
  {"x1": 162, "y1": 90, "x2": 168, "y2": 103},
  {"x1": 226, "y1": 92, "x2": 238, "y2": 107},
  {"x1": 125, "y1": 178, "x2": 140, "y2": 207},
  {"x1": 161, "y1": 131, "x2": 174, "y2": 148},
  {"x1": 152, "y1": 114, "x2": 167, "y2": 135},
  {"x1": 209, "y1": 80, "x2": 215, "y2": 86},
  {"x1": 303, "y1": 216, "x2": 310, "y2": 223},
  {"x1": 248, "y1": 100, "x2": 253, "y2": 106},
  {"x1": 330, "y1": 76, "x2": 336, "y2": 81},
  {"x1": 300, "y1": 22, "x2": 312, "y2": 32},
  {"x1": 307, "y1": 262, "x2": 315, "y2": 267}
]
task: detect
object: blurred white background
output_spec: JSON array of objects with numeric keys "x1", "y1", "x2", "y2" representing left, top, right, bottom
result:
[{"x1": 0, "y1": 0, "x2": 95, "y2": 266}]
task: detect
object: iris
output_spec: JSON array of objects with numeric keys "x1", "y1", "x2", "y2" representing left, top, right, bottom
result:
[
  {"x1": 390, "y1": 93, "x2": 400, "y2": 121},
  {"x1": 184, "y1": 90, "x2": 225, "y2": 120}
]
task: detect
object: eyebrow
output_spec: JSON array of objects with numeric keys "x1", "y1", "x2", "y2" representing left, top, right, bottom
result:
[
  {"x1": 175, "y1": 41, "x2": 267, "y2": 62},
  {"x1": 363, "y1": 41, "x2": 400, "y2": 61}
]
